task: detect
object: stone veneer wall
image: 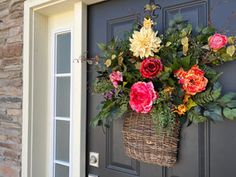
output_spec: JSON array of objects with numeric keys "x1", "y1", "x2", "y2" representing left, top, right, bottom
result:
[{"x1": 0, "y1": 0, "x2": 24, "y2": 176}]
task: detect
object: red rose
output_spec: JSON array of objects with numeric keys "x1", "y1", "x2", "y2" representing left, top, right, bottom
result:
[
  {"x1": 129, "y1": 82, "x2": 158, "y2": 113},
  {"x1": 140, "y1": 57, "x2": 163, "y2": 78},
  {"x1": 209, "y1": 33, "x2": 228, "y2": 51}
]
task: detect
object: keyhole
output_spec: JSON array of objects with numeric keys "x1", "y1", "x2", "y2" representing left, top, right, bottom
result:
[{"x1": 90, "y1": 155, "x2": 97, "y2": 164}]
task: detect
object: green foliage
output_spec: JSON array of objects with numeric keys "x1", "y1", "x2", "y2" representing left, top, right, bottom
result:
[
  {"x1": 180, "y1": 55, "x2": 191, "y2": 70},
  {"x1": 109, "y1": 99, "x2": 128, "y2": 121},
  {"x1": 151, "y1": 103, "x2": 176, "y2": 133},
  {"x1": 218, "y1": 92, "x2": 236, "y2": 104},
  {"x1": 223, "y1": 107, "x2": 236, "y2": 120},
  {"x1": 188, "y1": 107, "x2": 207, "y2": 123},
  {"x1": 196, "y1": 26, "x2": 215, "y2": 43},
  {"x1": 217, "y1": 93, "x2": 236, "y2": 120},
  {"x1": 93, "y1": 78, "x2": 113, "y2": 94},
  {"x1": 203, "y1": 104, "x2": 224, "y2": 121},
  {"x1": 91, "y1": 100, "x2": 116, "y2": 127},
  {"x1": 193, "y1": 82, "x2": 222, "y2": 106},
  {"x1": 91, "y1": 96, "x2": 128, "y2": 127},
  {"x1": 200, "y1": 65, "x2": 223, "y2": 83}
]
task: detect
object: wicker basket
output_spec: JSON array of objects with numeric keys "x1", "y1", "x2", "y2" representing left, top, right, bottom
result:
[{"x1": 122, "y1": 111, "x2": 180, "y2": 167}]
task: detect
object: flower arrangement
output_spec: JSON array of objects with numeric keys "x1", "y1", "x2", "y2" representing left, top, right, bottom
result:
[{"x1": 90, "y1": 3, "x2": 236, "y2": 162}]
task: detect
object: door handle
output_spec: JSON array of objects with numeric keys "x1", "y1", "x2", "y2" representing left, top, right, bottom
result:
[
  {"x1": 90, "y1": 155, "x2": 97, "y2": 164},
  {"x1": 89, "y1": 152, "x2": 99, "y2": 167}
]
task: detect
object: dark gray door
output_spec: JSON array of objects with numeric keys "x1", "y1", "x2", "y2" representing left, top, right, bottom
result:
[{"x1": 87, "y1": 0, "x2": 236, "y2": 177}]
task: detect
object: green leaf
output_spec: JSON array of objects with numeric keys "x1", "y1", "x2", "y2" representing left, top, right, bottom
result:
[
  {"x1": 228, "y1": 36, "x2": 236, "y2": 45},
  {"x1": 171, "y1": 58, "x2": 181, "y2": 70},
  {"x1": 223, "y1": 107, "x2": 236, "y2": 120},
  {"x1": 201, "y1": 45, "x2": 210, "y2": 50},
  {"x1": 226, "y1": 45, "x2": 236, "y2": 57},
  {"x1": 218, "y1": 92, "x2": 236, "y2": 104},
  {"x1": 166, "y1": 42, "x2": 172, "y2": 47},
  {"x1": 91, "y1": 94, "x2": 129, "y2": 127},
  {"x1": 221, "y1": 53, "x2": 235, "y2": 62},
  {"x1": 193, "y1": 82, "x2": 222, "y2": 106},
  {"x1": 203, "y1": 105, "x2": 224, "y2": 121},
  {"x1": 180, "y1": 24, "x2": 192, "y2": 37},
  {"x1": 93, "y1": 79, "x2": 113, "y2": 93},
  {"x1": 200, "y1": 65, "x2": 220, "y2": 82},
  {"x1": 181, "y1": 55, "x2": 191, "y2": 70},
  {"x1": 211, "y1": 72, "x2": 223, "y2": 83},
  {"x1": 226, "y1": 100, "x2": 236, "y2": 108},
  {"x1": 110, "y1": 102, "x2": 128, "y2": 120},
  {"x1": 202, "y1": 26, "x2": 215, "y2": 35},
  {"x1": 187, "y1": 107, "x2": 207, "y2": 123},
  {"x1": 97, "y1": 43, "x2": 106, "y2": 51},
  {"x1": 186, "y1": 99, "x2": 197, "y2": 110},
  {"x1": 159, "y1": 72, "x2": 170, "y2": 81}
]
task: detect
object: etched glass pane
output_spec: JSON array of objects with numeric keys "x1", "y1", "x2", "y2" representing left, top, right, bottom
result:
[
  {"x1": 55, "y1": 164, "x2": 69, "y2": 177},
  {"x1": 56, "y1": 33, "x2": 71, "y2": 74},
  {"x1": 56, "y1": 77, "x2": 70, "y2": 117},
  {"x1": 55, "y1": 120, "x2": 70, "y2": 162}
]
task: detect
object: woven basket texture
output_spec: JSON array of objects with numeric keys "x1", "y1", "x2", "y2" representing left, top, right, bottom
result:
[{"x1": 122, "y1": 111, "x2": 180, "y2": 167}]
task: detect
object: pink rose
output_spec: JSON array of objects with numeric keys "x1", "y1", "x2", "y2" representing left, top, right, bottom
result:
[
  {"x1": 209, "y1": 33, "x2": 228, "y2": 51},
  {"x1": 129, "y1": 82, "x2": 158, "y2": 113},
  {"x1": 109, "y1": 71, "x2": 123, "y2": 88}
]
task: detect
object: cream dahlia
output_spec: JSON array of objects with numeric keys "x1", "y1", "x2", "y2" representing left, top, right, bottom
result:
[{"x1": 129, "y1": 27, "x2": 161, "y2": 59}]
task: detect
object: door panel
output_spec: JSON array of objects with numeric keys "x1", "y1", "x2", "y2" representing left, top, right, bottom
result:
[
  {"x1": 210, "y1": 1, "x2": 236, "y2": 177},
  {"x1": 87, "y1": 1, "x2": 236, "y2": 177}
]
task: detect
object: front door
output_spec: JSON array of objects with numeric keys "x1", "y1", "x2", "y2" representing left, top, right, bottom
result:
[{"x1": 87, "y1": 0, "x2": 236, "y2": 177}]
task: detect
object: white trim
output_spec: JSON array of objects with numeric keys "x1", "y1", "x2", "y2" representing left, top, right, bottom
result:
[
  {"x1": 71, "y1": 2, "x2": 87, "y2": 177},
  {"x1": 22, "y1": 3, "x2": 31, "y2": 177},
  {"x1": 23, "y1": 1, "x2": 106, "y2": 177},
  {"x1": 49, "y1": 18, "x2": 56, "y2": 177}
]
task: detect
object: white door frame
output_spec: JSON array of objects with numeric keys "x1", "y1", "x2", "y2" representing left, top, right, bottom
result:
[{"x1": 22, "y1": 0, "x2": 106, "y2": 177}]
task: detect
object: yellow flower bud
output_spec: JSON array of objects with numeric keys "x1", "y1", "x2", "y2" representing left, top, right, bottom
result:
[
  {"x1": 143, "y1": 18, "x2": 153, "y2": 29},
  {"x1": 104, "y1": 59, "x2": 111, "y2": 67}
]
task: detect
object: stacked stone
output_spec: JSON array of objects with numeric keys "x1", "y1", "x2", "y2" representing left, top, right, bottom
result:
[{"x1": 0, "y1": 0, "x2": 24, "y2": 177}]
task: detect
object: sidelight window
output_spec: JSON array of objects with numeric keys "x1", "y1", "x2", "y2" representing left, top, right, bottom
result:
[{"x1": 53, "y1": 32, "x2": 72, "y2": 177}]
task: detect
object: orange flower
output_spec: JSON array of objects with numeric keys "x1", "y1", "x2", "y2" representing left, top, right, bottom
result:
[
  {"x1": 163, "y1": 86, "x2": 174, "y2": 94},
  {"x1": 174, "y1": 68, "x2": 187, "y2": 78},
  {"x1": 174, "y1": 104, "x2": 188, "y2": 115},
  {"x1": 183, "y1": 94, "x2": 191, "y2": 103},
  {"x1": 188, "y1": 65, "x2": 205, "y2": 76},
  {"x1": 182, "y1": 74, "x2": 208, "y2": 95},
  {"x1": 174, "y1": 65, "x2": 208, "y2": 95},
  {"x1": 174, "y1": 68, "x2": 187, "y2": 84}
]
